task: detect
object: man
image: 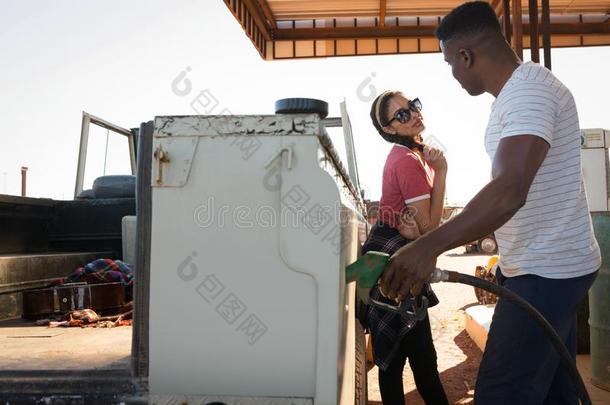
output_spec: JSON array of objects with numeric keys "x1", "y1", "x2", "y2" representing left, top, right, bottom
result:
[{"x1": 380, "y1": 2, "x2": 601, "y2": 404}]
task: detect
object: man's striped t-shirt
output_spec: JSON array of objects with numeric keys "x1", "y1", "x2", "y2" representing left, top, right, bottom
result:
[{"x1": 484, "y1": 61, "x2": 601, "y2": 279}]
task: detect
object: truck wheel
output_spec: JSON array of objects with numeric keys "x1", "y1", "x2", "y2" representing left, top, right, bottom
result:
[
  {"x1": 355, "y1": 319, "x2": 368, "y2": 405},
  {"x1": 478, "y1": 236, "x2": 498, "y2": 254}
]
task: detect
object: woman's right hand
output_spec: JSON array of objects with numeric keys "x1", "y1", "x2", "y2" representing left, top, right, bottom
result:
[{"x1": 424, "y1": 146, "x2": 447, "y2": 173}]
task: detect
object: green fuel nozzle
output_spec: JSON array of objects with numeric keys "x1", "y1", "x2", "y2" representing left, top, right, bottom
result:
[
  {"x1": 346, "y1": 251, "x2": 444, "y2": 321},
  {"x1": 345, "y1": 251, "x2": 390, "y2": 306},
  {"x1": 345, "y1": 251, "x2": 390, "y2": 288},
  {"x1": 346, "y1": 251, "x2": 450, "y2": 290}
]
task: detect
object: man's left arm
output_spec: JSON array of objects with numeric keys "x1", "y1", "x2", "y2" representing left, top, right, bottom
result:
[{"x1": 380, "y1": 135, "x2": 550, "y2": 300}]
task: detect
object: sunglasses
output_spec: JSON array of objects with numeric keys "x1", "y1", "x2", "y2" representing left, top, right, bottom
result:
[{"x1": 387, "y1": 98, "x2": 423, "y2": 125}]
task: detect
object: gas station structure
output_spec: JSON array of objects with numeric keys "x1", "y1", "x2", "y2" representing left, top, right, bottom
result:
[{"x1": 224, "y1": 0, "x2": 610, "y2": 68}]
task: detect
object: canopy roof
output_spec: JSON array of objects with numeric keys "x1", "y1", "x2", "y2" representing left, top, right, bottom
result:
[
  {"x1": 267, "y1": 1, "x2": 609, "y2": 18},
  {"x1": 224, "y1": 0, "x2": 610, "y2": 62}
]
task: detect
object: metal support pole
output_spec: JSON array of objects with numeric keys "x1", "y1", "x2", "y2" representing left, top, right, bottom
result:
[
  {"x1": 511, "y1": 0, "x2": 524, "y2": 59},
  {"x1": 502, "y1": 0, "x2": 512, "y2": 44},
  {"x1": 541, "y1": 0, "x2": 552, "y2": 69},
  {"x1": 529, "y1": 0, "x2": 540, "y2": 63},
  {"x1": 74, "y1": 112, "x2": 91, "y2": 198},
  {"x1": 20, "y1": 167, "x2": 28, "y2": 197},
  {"x1": 380, "y1": 0, "x2": 386, "y2": 27}
]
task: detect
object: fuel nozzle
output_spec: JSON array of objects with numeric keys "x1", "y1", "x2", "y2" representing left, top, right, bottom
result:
[
  {"x1": 346, "y1": 251, "x2": 434, "y2": 321},
  {"x1": 346, "y1": 252, "x2": 451, "y2": 297},
  {"x1": 346, "y1": 251, "x2": 390, "y2": 291}
]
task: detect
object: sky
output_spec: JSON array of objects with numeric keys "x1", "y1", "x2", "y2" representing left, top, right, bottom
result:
[{"x1": 1, "y1": 0, "x2": 609, "y2": 205}]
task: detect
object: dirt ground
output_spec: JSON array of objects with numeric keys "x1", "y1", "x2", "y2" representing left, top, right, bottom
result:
[{"x1": 366, "y1": 247, "x2": 492, "y2": 405}]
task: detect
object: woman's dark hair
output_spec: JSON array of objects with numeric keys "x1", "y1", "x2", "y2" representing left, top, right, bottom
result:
[{"x1": 370, "y1": 91, "x2": 424, "y2": 152}]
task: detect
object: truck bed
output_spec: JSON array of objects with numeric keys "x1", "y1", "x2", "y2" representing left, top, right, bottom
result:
[{"x1": 0, "y1": 318, "x2": 131, "y2": 370}]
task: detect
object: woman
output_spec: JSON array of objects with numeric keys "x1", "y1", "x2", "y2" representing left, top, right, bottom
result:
[{"x1": 362, "y1": 90, "x2": 448, "y2": 404}]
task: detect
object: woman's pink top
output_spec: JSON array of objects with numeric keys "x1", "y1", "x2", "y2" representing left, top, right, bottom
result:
[{"x1": 379, "y1": 144, "x2": 435, "y2": 228}]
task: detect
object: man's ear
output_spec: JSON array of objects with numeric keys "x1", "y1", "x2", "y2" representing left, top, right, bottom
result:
[{"x1": 458, "y1": 48, "x2": 474, "y2": 68}]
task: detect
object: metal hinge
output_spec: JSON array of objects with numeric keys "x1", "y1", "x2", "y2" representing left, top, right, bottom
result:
[{"x1": 154, "y1": 144, "x2": 171, "y2": 185}]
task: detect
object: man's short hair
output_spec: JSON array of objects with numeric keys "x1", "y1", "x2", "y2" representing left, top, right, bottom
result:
[{"x1": 435, "y1": 1, "x2": 502, "y2": 42}]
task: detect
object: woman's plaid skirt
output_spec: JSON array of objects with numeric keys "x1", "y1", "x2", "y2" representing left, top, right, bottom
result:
[{"x1": 360, "y1": 221, "x2": 439, "y2": 371}]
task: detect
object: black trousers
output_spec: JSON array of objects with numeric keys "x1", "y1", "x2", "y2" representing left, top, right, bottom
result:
[
  {"x1": 475, "y1": 269, "x2": 597, "y2": 404},
  {"x1": 378, "y1": 314, "x2": 449, "y2": 405}
]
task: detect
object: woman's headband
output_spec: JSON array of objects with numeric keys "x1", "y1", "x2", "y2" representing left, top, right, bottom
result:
[{"x1": 374, "y1": 91, "x2": 392, "y2": 128}]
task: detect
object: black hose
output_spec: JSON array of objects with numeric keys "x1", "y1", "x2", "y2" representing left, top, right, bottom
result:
[{"x1": 442, "y1": 271, "x2": 591, "y2": 405}]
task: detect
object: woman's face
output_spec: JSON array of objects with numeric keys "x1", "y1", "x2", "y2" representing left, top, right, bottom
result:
[{"x1": 382, "y1": 94, "x2": 425, "y2": 137}]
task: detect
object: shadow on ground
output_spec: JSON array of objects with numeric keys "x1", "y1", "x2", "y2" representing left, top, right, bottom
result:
[
  {"x1": 367, "y1": 330, "x2": 481, "y2": 405},
  {"x1": 459, "y1": 302, "x2": 483, "y2": 311}
]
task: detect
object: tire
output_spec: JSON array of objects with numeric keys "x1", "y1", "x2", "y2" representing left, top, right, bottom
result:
[
  {"x1": 76, "y1": 189, "x2": 96, "y2": 199},
  {"x1": 355, "y1": 319, "x2": 368, "y2": 405},
  {"x1": 478, "y1": 236, "x2": 498, "y2": 254},
  {"x1": 92, "y1": 175, "x2": 136, "y2": 199},
  {"x1": 274, "y1": 98, "x2": 329, "y2": 119}
]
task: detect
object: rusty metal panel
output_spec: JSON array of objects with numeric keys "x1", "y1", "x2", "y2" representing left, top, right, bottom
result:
[{"x1": 153, "y1": 115, "x2": 322, "y2": 138}]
